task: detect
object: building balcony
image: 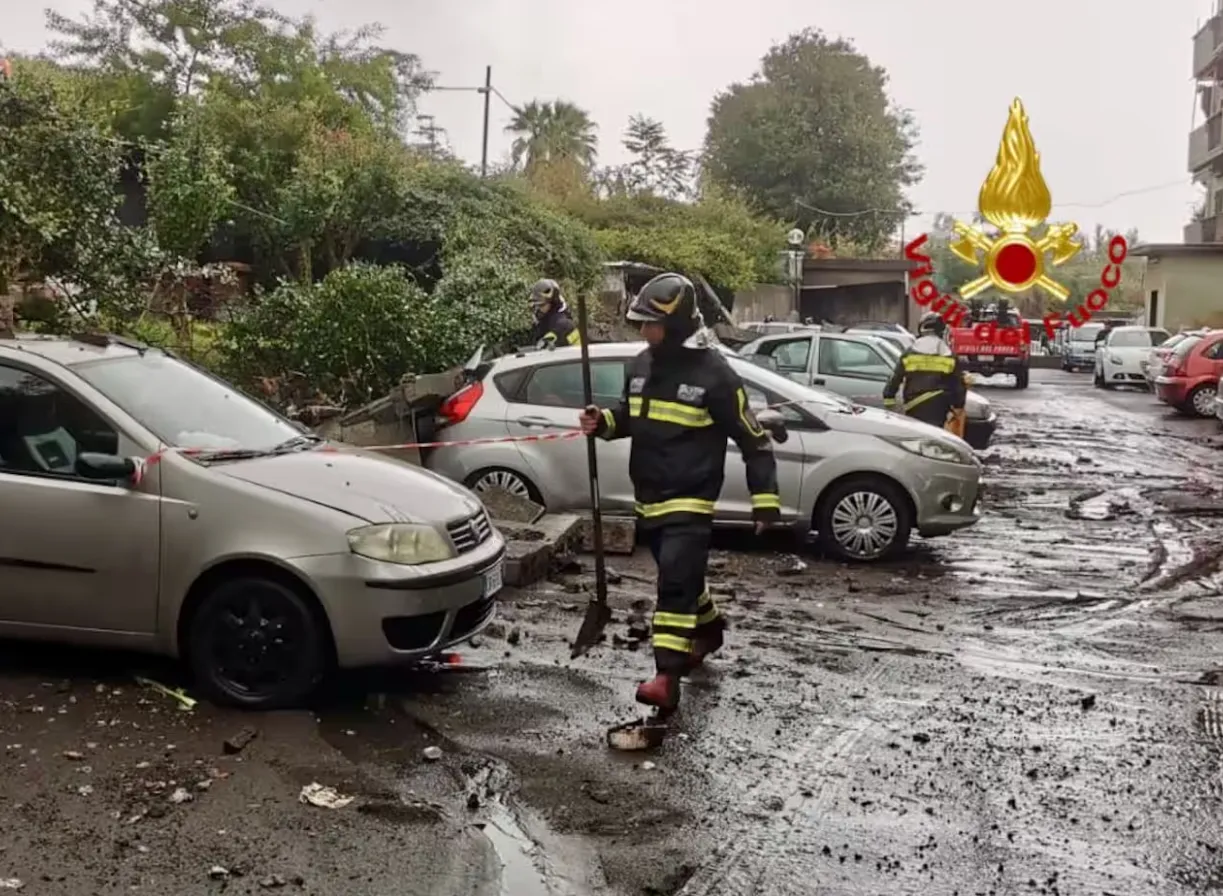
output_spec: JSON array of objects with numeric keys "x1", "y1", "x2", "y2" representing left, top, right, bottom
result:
[
  {"x1": 1189, "y1": 112, "x2": 1223, "y2": 173},
  {"x1": 1195, "y1": 15, "x2": 1223, "y2": 79},
  {"x1": 1185, "y1": 215, "x2": 1223, "y2": 244}
]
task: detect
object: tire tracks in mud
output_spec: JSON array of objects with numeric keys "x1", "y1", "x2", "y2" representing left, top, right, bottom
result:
[{"x1": 674, "y1": 657, "x2": 902, "y2": 896}]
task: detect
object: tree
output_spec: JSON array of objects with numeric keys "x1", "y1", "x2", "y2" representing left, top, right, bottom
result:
[
  {"x1": 597, "y1": 115, "x2": 693, "y2": 200},
  {"x1": 703, "y1": 29, "x2": 921, "y2": 248},
  {"x1": 506, "y1": 100, "x2": 598, "y2": 174}
]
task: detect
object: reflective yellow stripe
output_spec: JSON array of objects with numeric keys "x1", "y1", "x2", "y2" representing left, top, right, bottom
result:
[
  {"x1": 904, "y1": 390, "x2": 943, "y2": 411},
  {"x1": 635, "y1": 498, "x2": 716, "y2": 518},
  {"x1": 697, "y1": 589, "x2": 713, "y2": 607},
  {"x1": 902, "y1": 354, "x2": 956, "y2": 374},
  {"x1": 566, "y1": 329, "x2": 581, "y2": 345},
  {"x1": 541, "y1": 332, "x2": 557, "y2": 344},
  {"x1": 649, "y1": 399, "x2": 712, "y2": 427},
  {"x1": 696, "y1": 604, "x2": 720, "y2": 625},
  {"x1": 736, "y1": 387, "x2": 765, "y2": 437},
  {"x1": 751, "y1": 493, "x2": 781, "y2": 510},
  {"x1": 652, "y1": 633, "x2": 693, "y2": 653},
  {"x1": 629, "y1": 396, "x2": 643, "y2": 416},
  {"x1": 601, "y1": 408, "x2": 615, "y2": 435},
  {"x1": 654, "y1": 611, "x2": 698, "y2": 630}
]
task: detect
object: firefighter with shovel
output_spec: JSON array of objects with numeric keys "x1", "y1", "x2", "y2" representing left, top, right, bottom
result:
[{"x1": 577, "y1": 273, "x2": 781, "y2": 740}]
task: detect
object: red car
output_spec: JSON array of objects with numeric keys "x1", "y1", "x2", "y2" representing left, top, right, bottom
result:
[{"x1": 1154, "y1": 330, "x2": 1223, "y2": 416}]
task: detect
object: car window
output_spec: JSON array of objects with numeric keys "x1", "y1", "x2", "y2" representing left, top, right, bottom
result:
[
  {"x1": 75, "y1": 353, "x2": 298, "y2": 451},
  {"x1": 0, "y1": 363, "x2": 120, "y2": 478},
  {"x1": 1108, "y1": 330, "x2": 1156, "y2": 348},
  {"x1": 522, "y1": 361, "x2": 624, "y2": 408},
  {"x1": 1071, "y1": 326, "x2": 1104, "y2": 343},
  {"x1": 1160, "y1": 334, "x2": 1187, "y2": 351},
  {"x1": 1204, "y1": 338, "x2": 1223, "y2": 361},
  {"x1": 1174, "y1": 335, "x2": 1204, "y2": 359},
  {"x1": 755, "y1": 338, "x2": 810, "y2": 370},
  {"x1": 817, "y1": 338, "x2": 892, "y2": 379},
  {"x1": 1149, "y1": 330, "x2": 1170, "y2": 346},
  {"x1": 729, "y1": 358, "x2": 851, "y2": 411}
]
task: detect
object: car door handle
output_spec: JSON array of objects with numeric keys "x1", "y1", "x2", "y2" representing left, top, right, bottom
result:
[
  {"x1": 811, "y1": 377, "x2": 825, "y2": 385},
  {"x1": 516, "y1": 416, "x2": 555, "y2": 427}
]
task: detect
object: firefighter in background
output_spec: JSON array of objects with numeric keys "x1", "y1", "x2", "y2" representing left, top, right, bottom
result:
[
  {"x1": 528, "y1": 278, "x2": 580, "y2": 348},
  {"x1": 882, "y1": 311, "x2": 967, "y2": 437},
  {"x1": 578, "y1": 273, "x2": 781, "y2": 715}
]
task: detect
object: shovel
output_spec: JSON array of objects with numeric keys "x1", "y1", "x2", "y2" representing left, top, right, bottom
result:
[{"x1": 570, "y1": 290, "x2": 613, "y2": 658}]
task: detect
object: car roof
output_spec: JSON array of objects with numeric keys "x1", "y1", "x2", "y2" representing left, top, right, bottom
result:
[
  {"x1": 1111, "y1": 325, "x2": 1164, "y2": 332},
  {"x1": 0, "y1": 333, "x2": 145, "y2": 367}
]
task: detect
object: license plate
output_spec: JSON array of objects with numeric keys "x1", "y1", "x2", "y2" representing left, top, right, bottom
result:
[
  {"x1": 978, "y1": 354, "x2": 994, "y2": 362},
  {"x1": 482, "y1": 561, "x2": 503, "y2": 598}
]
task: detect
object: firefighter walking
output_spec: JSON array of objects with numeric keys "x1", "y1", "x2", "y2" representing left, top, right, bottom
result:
[
  {"x1": 883, "y1": 311, "x2": 967, "y2": 436},
  {"x1": 528, "y1": 278, "x2": 580, "y2": 348},
  {"x1": 578, "y1": 273, "x2": 781, "y2": 715}
]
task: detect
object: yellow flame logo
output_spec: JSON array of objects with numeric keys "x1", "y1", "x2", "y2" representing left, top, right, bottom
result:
[{"x1": 948, "y1": 99, "x2": 1082, "y2": 301}]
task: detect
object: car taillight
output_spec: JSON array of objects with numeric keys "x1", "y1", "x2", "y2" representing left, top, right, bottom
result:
[{"x1": 439, "y1": 382, "x2": 484, "y2": 425}]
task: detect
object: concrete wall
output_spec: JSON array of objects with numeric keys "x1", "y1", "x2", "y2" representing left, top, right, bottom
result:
[
  {"x1": 801, "y1": 281, "x2": 909, "y2": 327},
  {"x1": 1142, "y1": 255, "x2": 1223, "y2": 330},
  {"x1": 732, "y1": 284, "x2": 794, "y2": 322}
]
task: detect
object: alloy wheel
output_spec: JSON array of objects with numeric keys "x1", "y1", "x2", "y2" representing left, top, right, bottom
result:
[
  {"x1": 472, "y1": 469, "x2": 533, "y2": 499},
  {"x1": 201, "y1": 585, "x2": 310, "y2": 701},
  {"x1": 829, "y1": 490, "x2": 900, "y2": 560}
]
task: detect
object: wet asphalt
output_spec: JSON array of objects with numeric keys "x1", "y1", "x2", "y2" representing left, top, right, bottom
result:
[{"x1": 3, "y1": 369, "x2": 1223, "y2": 895}]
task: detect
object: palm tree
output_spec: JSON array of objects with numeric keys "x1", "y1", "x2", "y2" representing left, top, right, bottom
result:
[{"x1": 505, "y1": 100, "x2": 597, "y2": 173}]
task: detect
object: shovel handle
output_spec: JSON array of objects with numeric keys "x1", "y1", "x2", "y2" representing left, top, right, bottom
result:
[{"x1": 575, "y1": 293, "x2": 608, "y2": 606}]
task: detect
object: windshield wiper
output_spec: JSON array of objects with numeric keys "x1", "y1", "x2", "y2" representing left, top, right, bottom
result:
[
  {"x1": 194, "y1": 448, "x2": 275, "y2": 463},
  {"x1": 270, "y1": 433, "x2": 324, "y2": 454}
]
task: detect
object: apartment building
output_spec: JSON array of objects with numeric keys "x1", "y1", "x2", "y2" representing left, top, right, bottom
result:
[{"x1": 1188, "y1": 0, "x2": 1223, "y2": 243}]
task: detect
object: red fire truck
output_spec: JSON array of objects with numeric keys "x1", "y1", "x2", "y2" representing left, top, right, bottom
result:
[{"x1": 948, "y1": 298, "x2": 1030, "y2": 390}]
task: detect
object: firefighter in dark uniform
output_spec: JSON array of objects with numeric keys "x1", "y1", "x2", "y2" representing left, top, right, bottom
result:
[
  {"x1": 578, "y1": 273, "x2": 781, "y2": 714},
  {"x1": 882, "y1": 311, "x2": 966, "y2": 429},
  {"x1": 528, "y1": 278, "x2": 580, "y2": 348}
]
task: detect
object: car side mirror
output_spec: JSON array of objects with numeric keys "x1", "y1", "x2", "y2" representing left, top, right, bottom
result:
[
  {"x1": 76, "y1": 452, "x2": 136, "y2": 482},
  {"x1": 756, "y1": 409, "x2": 788, "y2": 444}
]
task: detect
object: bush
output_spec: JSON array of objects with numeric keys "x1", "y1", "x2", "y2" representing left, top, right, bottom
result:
[{"x1": 219, "y1": 259, "x2": 537, "y2": 407}]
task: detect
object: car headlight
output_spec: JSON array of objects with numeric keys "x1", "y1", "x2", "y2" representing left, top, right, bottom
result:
[
  {"x1": 347, "y1": 524, "x2": 455, "y2": 565},
  {"x1": 894, "y1": 438, "x2": 972, "y2": 465},
  {"x1": 1108, "y1": 354, "x2": 1121, "y2": 364}
]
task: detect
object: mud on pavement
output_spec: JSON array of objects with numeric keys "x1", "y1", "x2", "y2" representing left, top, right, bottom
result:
[{"x1": 5, "y1": 370, "x2": 1223, "y2": 895}]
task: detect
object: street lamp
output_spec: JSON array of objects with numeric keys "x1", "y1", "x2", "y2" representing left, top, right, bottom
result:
[{"x1": 786, "y1": 229, "x2": 805, "y2": 320}]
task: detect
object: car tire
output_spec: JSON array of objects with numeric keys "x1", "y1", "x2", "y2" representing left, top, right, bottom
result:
[
  {"x1": 1188, "y1": 384, "x2": 1215, "y2": 418},
  {"x1": 1014, "y1": 369, "x2": 1029, "y2": 389},
  {"x1": 465, "y1": 467, "x2": 543, "y2": 505},
  {"x1": 814, "y1": 476, "x2": 912, "y2": 562},
  {"x1": 186, "y1": 575, "x2": 329, "y2": 709}
]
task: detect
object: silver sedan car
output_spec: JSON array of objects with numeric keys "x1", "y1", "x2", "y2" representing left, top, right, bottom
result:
[
  {"x1": 426, "y1": 343, "x2": 983, "y2": 561},
  {"x1": 0, "y1": 334, "x2": 503, "y2": 708}
]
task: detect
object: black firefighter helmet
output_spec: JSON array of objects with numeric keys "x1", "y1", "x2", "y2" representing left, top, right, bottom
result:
[
  {"x1": 917, "y1": 310, "x2": 947, "y2": 337},
  {"x1": 529, "y1": 278, "x2": 563, "y2": 319},
  {"x1": 626, "y1": 272, "x2": 704, "y2": 343}
]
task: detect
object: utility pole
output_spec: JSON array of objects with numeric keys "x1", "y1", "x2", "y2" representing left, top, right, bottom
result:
[
  {"x1": 480, "y1": 66, "x2": 492, "y2": 178},
  {"x1": 415, "y1": 114, "x2": 444, "y2": 156}
]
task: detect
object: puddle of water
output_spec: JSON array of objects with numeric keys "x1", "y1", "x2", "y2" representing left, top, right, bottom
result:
[{"x1": 479, "y1": 799, "x2": 551, "y2": 896}]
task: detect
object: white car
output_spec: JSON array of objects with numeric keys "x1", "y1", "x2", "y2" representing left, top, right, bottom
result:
[
  {"x1": 1094, "y1": 326, "x2": 1170, "y2": 389},
  {"x1": 424, "y1": 343, "x2": 982, "y2": 561}
]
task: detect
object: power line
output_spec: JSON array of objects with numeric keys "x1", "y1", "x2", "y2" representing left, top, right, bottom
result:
[{"x1": 794, "y1": 178, "x2": 1194, "y2": 221}]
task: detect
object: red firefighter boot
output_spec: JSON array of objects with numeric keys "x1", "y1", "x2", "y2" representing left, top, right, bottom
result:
[{"x1": 635, "y1": 673, "x2": 681, "y2": 713}]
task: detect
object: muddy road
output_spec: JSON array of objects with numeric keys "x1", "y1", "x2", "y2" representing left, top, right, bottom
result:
[{"x1": 3, "y1": 369, "x2": 1223, "y2": 895}]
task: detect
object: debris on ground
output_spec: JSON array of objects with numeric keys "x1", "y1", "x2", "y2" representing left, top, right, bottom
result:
[
  {"x1": 134, "y1": 676, "x2": 196, "y2": 710},
  {"x1": 223, "y1": 726, "x2": 258, "y2": 755},
  {"x1": 422, "y1": 746, "x2": 443, "y2": 762},
  {"x1": 298, "y1": 783, "x2": 354, "y2": 809}
]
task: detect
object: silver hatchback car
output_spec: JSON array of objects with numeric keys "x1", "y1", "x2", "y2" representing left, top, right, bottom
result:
[
  {"x1": 0, "y1": 334, "x2": 503, "y2": 708},
  {"x1": 426, "y1": 343, "x2": 983, "y2": 561}
]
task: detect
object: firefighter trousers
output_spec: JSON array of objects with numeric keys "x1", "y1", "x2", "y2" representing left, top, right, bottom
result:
[
  {"x1": 645, "y1": 521, "x2": 724, "y2": 673},
  {"x1": 906, "y1": 397, "x2": 952, "y2": 429}
]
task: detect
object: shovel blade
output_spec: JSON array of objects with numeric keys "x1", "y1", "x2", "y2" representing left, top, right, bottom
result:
[{"x1": 570, "y1": 599, "x2": 613, "y2": 658}]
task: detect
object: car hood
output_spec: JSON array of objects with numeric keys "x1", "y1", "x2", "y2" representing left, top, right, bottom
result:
[
  {"x1": 216, "y1": 445, "x2": 482, "y2": 524},
  {"x1": 823, "y1": 404, "x2": 973, "y2": 451},
  {"x1": 856, "y1": 390, "x2": 991, "y2": 421},
  {"x1": 1105, "y1": 345, "x2": 1149, "y2": 356}
]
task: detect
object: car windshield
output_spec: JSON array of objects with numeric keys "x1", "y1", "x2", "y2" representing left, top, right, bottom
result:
[
  {"x1": 728, "y1": 357, "x2": 853, "y2": 410},
  {"x1": 1109, "y1": 330, "x2": 1162, "y2": 348},
  {"x1": 1071, "y1": 326, "x2": 1104, "y2": 343},
  {"x1": 1160, "y1": 334, "x2": 1187, "y2": 351},
  {"x1": 74, "y1": 353, "x2": 301, "y2": 451}
]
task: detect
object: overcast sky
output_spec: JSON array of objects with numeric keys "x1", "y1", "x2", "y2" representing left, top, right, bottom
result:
[{"x1": 4, "y1": 0, "x2": 1213, "y2": 244}]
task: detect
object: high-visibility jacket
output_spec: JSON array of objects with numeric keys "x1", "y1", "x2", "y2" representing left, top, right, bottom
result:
[
  {"x1": 595, "y1": 347, "x2": 780, "y2": 528},
  {"x1": 881, "y1": 334, "x2": 966, "y2": 421}
]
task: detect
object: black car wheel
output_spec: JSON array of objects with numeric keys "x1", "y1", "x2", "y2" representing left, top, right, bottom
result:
[{"x1": 186, "y1": 576, "x2": 329, "y2": 709}]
